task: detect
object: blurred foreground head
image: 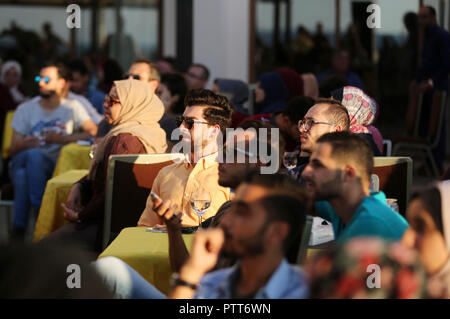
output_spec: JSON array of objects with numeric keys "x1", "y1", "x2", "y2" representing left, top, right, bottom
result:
[{"x1": 0, "y1": 243, "x2": 113, "y2": 298}]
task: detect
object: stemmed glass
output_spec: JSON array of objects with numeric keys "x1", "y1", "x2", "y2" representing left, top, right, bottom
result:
[
  {"x1": 283, "y1": 151, "x2": 298, "y2": 172},
  {"x1": 190, "y1": 190, "x2": 211, "y2": 229}
]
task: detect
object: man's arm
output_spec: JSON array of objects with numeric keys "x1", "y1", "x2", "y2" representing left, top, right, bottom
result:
[
  {"x1": 151, "y1": 196, "x2": 190, "y2": 272},
  {"x1": 45, "y1": 119, "x2": 98, "y2": 144},
  {"x1": 169, "y1": 229, "x2": 224, "y2": 299},
  {"x1": 8, "y1": 130, "x2": 40, "y2": 157},
  {"x1": 138, "y1": 174, "x2": 164, "y2": 227}
]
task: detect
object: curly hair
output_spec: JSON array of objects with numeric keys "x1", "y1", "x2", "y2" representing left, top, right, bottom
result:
[{"x1": 184, "y1": 88, "x2": 233, "y2": 135}]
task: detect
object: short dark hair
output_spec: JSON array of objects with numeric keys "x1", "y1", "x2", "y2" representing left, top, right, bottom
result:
[
  {"x1": 243, "y1": 171, "x2": 310, "y2": 206},
  {"x1": 257, "y1": 195, "x2": 307, "y2": 254},
  {"x1": 160, "y1": 72, "x2": 188, "y2": 114},
  {"x1": 184, "y1": 88, "x2": 233, "y2": 135},
  {"x1": 190, "y1": 63, "x2": 210, "y2": 81},
  {"x1": 68, "y1": 59, "x2": 89, "y2": 76},
  {"x1": 242, "y1": 172, "x2": 311, "y2": 261},
  {"x1": 314, "y1": 98, "x2": 350, "y2": 131},
  {"x1": 41, "y1": 62, "x2": 70, "y2": 80},
  {"x1": 317, "y1": 131, "x2": 374, "y2": 182},
  {"x1": 320, "y1": 75, "x2": 348, "y2": 98},
  {"x1": 425, "y1": 5, "x2": 436, "y2": 17},
  {"x1": 282, "y1": 96, "x2": 315, "y2": 124},
  {"x1": 132, "y1": 58, "x2": 160, "y2": 82}
]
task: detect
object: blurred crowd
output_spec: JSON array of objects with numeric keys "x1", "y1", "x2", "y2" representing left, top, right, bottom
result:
[{"x1": 0, "y1": 5, "x2": 449, "y2": 300}]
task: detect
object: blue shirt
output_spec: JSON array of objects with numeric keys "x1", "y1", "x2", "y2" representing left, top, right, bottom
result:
[
  {"x1": 86, "y1": 87, "x2": 106, "y2": 115},
  {"x1": 316, "y1": 191, "x2": 409, "y2": 243},
  {"x1": 194, "y1": 259, "x2": 309, "y2": 299}
]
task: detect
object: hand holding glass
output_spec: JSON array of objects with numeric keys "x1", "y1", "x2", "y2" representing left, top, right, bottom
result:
[{"x1": 190, "y1": 190, "x2": 211, "y2": 229}]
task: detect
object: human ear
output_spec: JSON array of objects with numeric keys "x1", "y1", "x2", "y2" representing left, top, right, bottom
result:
[
  {"x1": 267, "y1": 222, "x2": 289, "y2": 248},
  {"x1": 343, "y1": 164, "x2": 357, "y2": 181}
]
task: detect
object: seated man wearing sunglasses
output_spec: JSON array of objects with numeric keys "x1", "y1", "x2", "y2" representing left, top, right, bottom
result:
[
  {"x1": 149, "y1": 119, "x2": 287, "y2": 273},
  {"x1": 137, "y1": 89, "x2": 232, "y2": 229},
  {"x1": 9, "y1": 62, "x2": 98, "y2": 241}
]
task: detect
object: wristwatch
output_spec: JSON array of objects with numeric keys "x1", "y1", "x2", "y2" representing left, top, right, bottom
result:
[{"x1": 171, "y1": 273, "x2": 198, "y2": 290}]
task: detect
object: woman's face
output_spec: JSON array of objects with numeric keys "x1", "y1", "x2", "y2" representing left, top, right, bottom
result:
[
  {"x1": 401, "y1": 198, "x2": 449, "y2": 274},
  {"x1": 254, "y1": 82, "x2": 265, "y2": 104},
  {"x1": 4, "y1": 67, "x2": 20, "y2": 88},
  {"x1": 156, "y1": 83, "x2": 172, "y2": 112},
  {"x1": 104, "y1": 86, "x2": 122, "y2": 124}
]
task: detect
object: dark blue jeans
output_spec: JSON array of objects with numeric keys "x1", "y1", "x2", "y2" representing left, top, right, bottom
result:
[{"x1": 9, "y1": 148, "x2": 55, "y2": 229}]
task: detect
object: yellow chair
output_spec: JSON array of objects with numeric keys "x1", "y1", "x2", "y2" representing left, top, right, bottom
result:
[
  {"x1": 2, "y1": 110, "x2": 15, "y2": 159},
  {"x1": 0, "y1": 110, "x2": 15, "y2": 242}
]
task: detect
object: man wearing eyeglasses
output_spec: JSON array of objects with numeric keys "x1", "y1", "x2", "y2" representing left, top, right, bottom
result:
[
  {"x1": 9, "y1": 63, "x2": 98, "y2": 241},
  {"x1": 125, "y1": 59, "x2": 160, "y2": 93},
  {"x1": 137, "y1": 89, "x2": 232, "y2": 228},
  {"x1": 185, "y1": 64, "x2": 210, "y2": 91},
  {"x1": 292, "y1": 98, "x2": 350, "y2": 182}
]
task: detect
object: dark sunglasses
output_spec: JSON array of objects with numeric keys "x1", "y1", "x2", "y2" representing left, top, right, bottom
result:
[
  {"x1": 176, "y1": 116, "x2": 209, "y2": 130},
  {"x1": 124, "y1": 73, "x2": 141, "y2": 80},
  {"x1": 35, "y1": 76, "x2": 51, "y2": 84},
  {"x1": 104, "y1": 95, "x2": 120, "y2": 108}
]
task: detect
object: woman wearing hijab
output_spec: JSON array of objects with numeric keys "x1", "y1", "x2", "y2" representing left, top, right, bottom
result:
[
  {"x1": 401, "y1": 181, "x2": 450, "y2": 298},
  {"x1": 43, "y1": 79, "x2": 167, "y2": 254},
  {"x1": 254, "y1": 72, "x2": 289, "y2": 114},
  {"x1": 0, "y1": 61, "x2": 26, "y2": 138},
  {"x1": 306, "y1": 237, "x2": 429, "y2": 298},
  {"x1": 331, "y1": 86, "x2": 384, "y2": 155}
]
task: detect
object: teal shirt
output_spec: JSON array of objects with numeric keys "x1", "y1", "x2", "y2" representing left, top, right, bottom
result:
[{"x1": 316, "y1": 192, "x2": 409, "y2": 243}]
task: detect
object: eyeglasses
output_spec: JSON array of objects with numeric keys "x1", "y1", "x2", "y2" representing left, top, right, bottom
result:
[
  {"x1": 104, "y1": 95, "x2": 121, "y2": 108},
  {"x1": 176, "y1": 116, "x2": 210, "y2": 130},
  {"x1": 35, "y1": 76, "x2": 51, "y2": 84},
  {"x1": 124, "y1": 73, "x2": 141, "y2": 80},
  {"x1": 298, "y1": 119, "x2": 335, "y2": 131}
]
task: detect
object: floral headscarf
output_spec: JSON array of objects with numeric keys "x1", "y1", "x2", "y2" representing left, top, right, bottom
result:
[{"x1": 306, "y1": 237, "x2": 428, "y2": 299}]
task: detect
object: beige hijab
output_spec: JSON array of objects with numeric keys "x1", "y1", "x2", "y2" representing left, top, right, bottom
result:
[{"x1": 88, "y1": 79, "x2": 167, "y2": 179}]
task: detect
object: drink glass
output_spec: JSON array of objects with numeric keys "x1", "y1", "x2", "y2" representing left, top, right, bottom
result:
[{"x1": 190, "y1": 190, "x2": 211, "y2": 229}]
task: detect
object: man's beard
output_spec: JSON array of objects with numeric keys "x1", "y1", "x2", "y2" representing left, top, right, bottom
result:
[
  {"x1": 221, "y1": 222, "x2": 268, "y2": 259},
  {"x1": 39, "y1": 90, "x2": 57, "y2": 99},
  {"x1": 313, "y1": 170, "x2": 343, "y2": 201}
]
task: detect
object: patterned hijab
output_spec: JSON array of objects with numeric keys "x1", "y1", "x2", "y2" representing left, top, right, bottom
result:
[
  {"x1": 331, "y1": 86, "x2": 378, "y2": 134},
  {"x1": 88, "y1": 79, "x2": 167, "y2": 179},
  {"x1": 306, "y1": 237, "x2": 428, "y2": 299}
]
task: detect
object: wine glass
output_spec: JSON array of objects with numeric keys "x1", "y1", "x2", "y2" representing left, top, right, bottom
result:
[
  {"x1": 190, "y1": 190, "x2": 211, "y2": 229},
  {"x1": 283, "y1": 151, "x2": 298, "y2": 172}
]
